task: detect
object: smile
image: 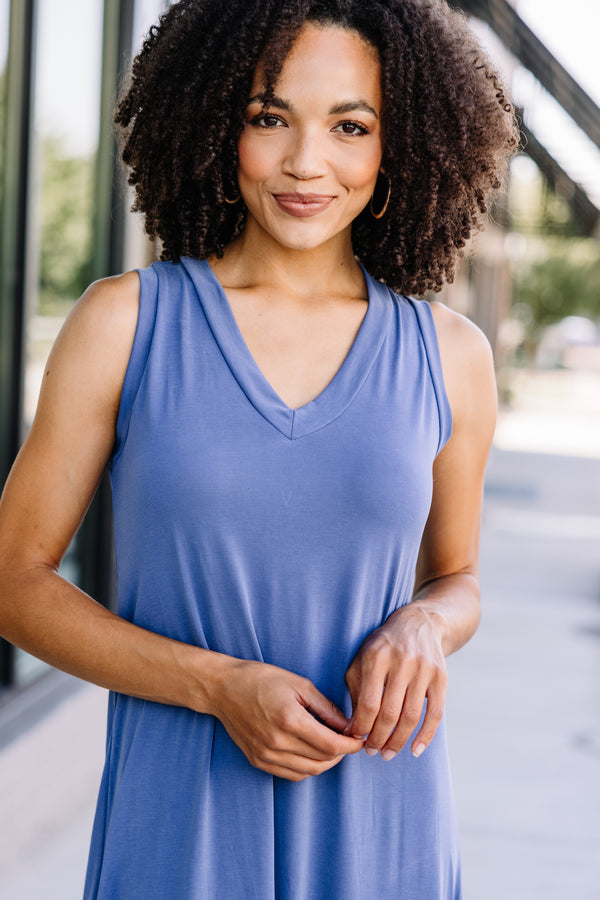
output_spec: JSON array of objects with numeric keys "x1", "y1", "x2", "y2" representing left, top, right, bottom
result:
[{"x1": 273, "y1": 193, "x2": 335, "y2": 218}]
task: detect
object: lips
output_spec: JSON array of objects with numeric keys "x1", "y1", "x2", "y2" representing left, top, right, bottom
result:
[{"x1": 273, "y1": 192, "x2": 335, "y2": 217}]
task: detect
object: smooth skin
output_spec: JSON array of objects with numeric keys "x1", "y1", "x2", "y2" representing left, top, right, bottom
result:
[{"x1": 0, "y1": 25, "x2": 495, "y2": 780}]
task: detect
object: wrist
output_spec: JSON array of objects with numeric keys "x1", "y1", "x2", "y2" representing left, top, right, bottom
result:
[
  {"x1": 398, "y1": 602, "x2": 449, "y2": 652},
  {"x1": 176, "y1": 645, "x2": 240, "y2": 717}
]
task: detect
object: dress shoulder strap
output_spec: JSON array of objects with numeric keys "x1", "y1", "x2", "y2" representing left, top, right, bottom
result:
[
  {"x1": 111, "y1": 263, "x2": 161, "y2": 466},
  {"x1": 404, "y1": 296, "x2": 453, "y2": 454}
]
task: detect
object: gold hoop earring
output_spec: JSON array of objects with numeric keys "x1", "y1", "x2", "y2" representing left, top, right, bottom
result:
[
  {"x1": 224, "y1": 192, "x2": 241, "y2": 205},
  {"x1": 370, "y1": 173, "x2": 391, "y2": 219}
]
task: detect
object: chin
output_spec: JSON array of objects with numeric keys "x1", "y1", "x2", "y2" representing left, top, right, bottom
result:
[{"x1": 263, "y1": 219, "x2": 347, "y2": 252}]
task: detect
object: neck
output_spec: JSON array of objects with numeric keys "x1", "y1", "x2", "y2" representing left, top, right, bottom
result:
[{"x1": 212, "y1": 219, "x2": 367, "y2": 300}]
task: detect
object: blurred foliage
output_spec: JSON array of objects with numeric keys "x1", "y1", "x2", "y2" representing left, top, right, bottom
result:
[
  {"x1": 0, "y1": 62, "x2": 93, "y2": 315},
  {"x1": 509, "y1": 158, "x2": 600, "y2": 341},
  {"x1": 509, "y1": 157, "x2": 590, "y2": 238},
  {"x1": 513, "y1": 239, "x2": 600, "y2": 338},
  {"x1": 39, "y1": 136, "x2": 94, "y2": 316}
]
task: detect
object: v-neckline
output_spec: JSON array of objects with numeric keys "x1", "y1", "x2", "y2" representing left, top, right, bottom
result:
[{"x1": 181, "y1": 257, "x2": 392, "y2": 440}]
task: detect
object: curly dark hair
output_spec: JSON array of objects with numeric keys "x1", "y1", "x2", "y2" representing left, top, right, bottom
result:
[{"x1": 116, "y1": 0, "x2": 518, "y2": 294}]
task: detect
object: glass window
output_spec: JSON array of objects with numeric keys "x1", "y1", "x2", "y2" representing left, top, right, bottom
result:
[
  {"x1": 13, "y1": 0, "x2": 104, "y2": 687},
  {"x1": 23, "y1": 0, "x2": 104, "y2": 430},
  {"x1": 0, "y1": 0, "x2": 8, "y2": 205}
]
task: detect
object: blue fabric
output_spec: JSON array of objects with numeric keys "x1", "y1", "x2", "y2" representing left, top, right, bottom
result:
[{"x1": 84, "y1": 258, "x2": 460, "y2": 899}]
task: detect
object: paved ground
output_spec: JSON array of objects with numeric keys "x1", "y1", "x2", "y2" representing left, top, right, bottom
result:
[
  {"x1": 0, "y1": 440, "x2": 599, "y2": 898},
  {"x1": 447, "y1": 447, "x2": 600, "y2": 899}
]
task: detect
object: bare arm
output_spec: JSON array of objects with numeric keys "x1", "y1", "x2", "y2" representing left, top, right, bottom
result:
[
  {"x1": 0, "y1": 273, "x2": 218, "y2": 706},
  {"x1": 0, "y1": 274, "x2": 362, "y2": 780},
  {"x1": 345, "y1": 303, "x2": 497, "y2": 758}
]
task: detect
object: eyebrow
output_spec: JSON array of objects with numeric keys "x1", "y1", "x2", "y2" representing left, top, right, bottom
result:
[{"x1": 247, "y1": 94, "x2": 379, "y2": 119}]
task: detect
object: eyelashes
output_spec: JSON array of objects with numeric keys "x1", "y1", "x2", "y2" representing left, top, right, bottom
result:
[
  {"x1": 249, "y1": 113, "x2": 282, "y2": 128},
  {"x1": 333, "y1": 121, "x2": 369, "y2": 136}
]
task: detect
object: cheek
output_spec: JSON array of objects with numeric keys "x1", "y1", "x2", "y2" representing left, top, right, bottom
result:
[
  {"x1": 237, "y1": 132, "x2": 278, "y2": 184},
  {"x1": 339, "y1": 146, "x2": 382, "y2": 191}
]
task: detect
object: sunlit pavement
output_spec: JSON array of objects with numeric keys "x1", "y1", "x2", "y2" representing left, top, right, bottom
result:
[
  {"x1": 0, "y1": 392, "x2": 599, "y2": 898},
  {"x1": 0, "y1": 676, "x2": 105, "y2": 899},
  {"x1": 447, "y1": 444, "x2": 600, "y2": 899}
]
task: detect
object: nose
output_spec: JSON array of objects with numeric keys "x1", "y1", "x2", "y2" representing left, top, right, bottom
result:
[{"x1": 282, "y1": 129, "x2": 328, "y2": 180}]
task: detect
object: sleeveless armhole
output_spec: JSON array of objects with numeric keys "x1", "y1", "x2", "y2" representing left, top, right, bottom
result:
[
  {"x1": 407, "y1": 298, "x2": 453, "y2": 455},
  {"x1": 110, "y1": 265, "x2": 159, "y2": 468}
]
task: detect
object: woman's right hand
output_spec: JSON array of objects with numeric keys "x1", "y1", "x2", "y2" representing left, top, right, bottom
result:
[{"x1": 207, "y1": 659, "x2": 364, "y2": 781}]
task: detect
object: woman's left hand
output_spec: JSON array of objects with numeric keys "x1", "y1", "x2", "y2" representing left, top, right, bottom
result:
[{"x1": 344, "y1": 604, "x2": 448, "y2": 760}]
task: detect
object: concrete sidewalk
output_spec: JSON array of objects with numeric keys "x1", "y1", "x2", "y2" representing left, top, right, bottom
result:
[
  {"x1": 447, "y1": 447, "x2": 600, "y2": 899},
  {"x1": 0, "y1": 445, "x2": 599, "y2": 898}
]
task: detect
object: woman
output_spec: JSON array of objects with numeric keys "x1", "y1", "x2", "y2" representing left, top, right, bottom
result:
[{"x1": 0, "y1": 1, "x2": 517, "y2": 897}]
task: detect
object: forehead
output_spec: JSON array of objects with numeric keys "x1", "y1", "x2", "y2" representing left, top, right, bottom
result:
[{"x1": 251, "y1": 23, "x2": 381, "y2": 105}]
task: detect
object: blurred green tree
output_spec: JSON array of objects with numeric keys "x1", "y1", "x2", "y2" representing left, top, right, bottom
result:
[
  {"x1": 514, "y1": 240, "x2": 600, "y2": 338},
  {"x1": 39, "y1": 136, "x2": 93, "y2": 316}
]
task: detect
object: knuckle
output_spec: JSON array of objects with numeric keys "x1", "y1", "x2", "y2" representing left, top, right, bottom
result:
[
  {"x1": 286, "y1": 770, "x2": 306, "y2": 782},
  {"x1": 363, "y1": 639, "x2": 390, "y2": 665},
  {"x1": 316, "y1": 756, "x2": 342, "y2": 775},
  {"x1": 266, "y1": 732, "x2": 284, "y2": 752},
  {"x1": 258, "y1": 745, "x2": 277, "y2": 764},
  {"x1": 402, "y1": 705, "x2": 423, "y2": 726},
  {"x1": 360, "y1": 698, "x2": 381, "y2": 718},
  {"x1": 248, "y1": 751, "x2": 265, "y2": 769},
  {"x1": 379, "y1": 702, "x2": 399, "y2": 725},
  {"x1": 278, "y1": 707, "x2": 299, "y2": 732},
  {"x1": 321, "y1": 736, "x2": 341, "y2": 758},
  {"x1": 427, "y1": 703, "x2": 445, "y2": 722}
]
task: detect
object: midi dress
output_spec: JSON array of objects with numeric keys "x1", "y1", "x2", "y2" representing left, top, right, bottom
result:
[{"x1": 83, "y1": 257, "x2": 461, "y2": 899}]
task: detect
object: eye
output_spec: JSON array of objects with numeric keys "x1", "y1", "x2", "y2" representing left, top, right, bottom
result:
[
  {"x1": 333, "y1": 121, "x2": 369, "y2": 136},
  {"x1": 249, "y1": 112, "x2": 285, "y2": 129}
]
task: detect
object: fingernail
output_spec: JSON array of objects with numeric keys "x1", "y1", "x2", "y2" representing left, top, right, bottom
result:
[
  {"x1": 381, "y1": 749, "x2": 397, "y2": 762},
  {"x1": 365, "y1": 747, "x2": 378, "y2": 757},
  {"x1": 412, "y1": 742, "x2": 427, "y2": 758}
]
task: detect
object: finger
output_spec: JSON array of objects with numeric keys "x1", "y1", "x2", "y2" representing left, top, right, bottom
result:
[
  {"x1": 362, "y1": 680, "x2": 407, "y2": 753},
  {"x1": 296, "y1": 705, "x2": 364, "y2": 757},
  {"x1": 300, "y1": 681, "x2": 351, "y2": 734},
  {"x1": 380, "y1": 682, "x2": 428, "y2": 758},
  {"x1": 253, "y1": 749, "x2": 347, "y2": 781},
  {"x1": 344, "y1": 661, "x2": 387, "y2": 741},
  {"x1": 410, "y1": 683, "x2": 446, "y2": 759},
  {"x1": 296, "y1": 682, "x2": 364, "y2": 755},
  {"x1": 221, "y1": 714, "x2": 353, "y2": 772},
  {"x1": 259, "y1": 723, "x2": 356, "y2": 763}
]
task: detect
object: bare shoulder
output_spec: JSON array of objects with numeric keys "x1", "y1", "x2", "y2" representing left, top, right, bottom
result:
[
  {"x1": 429, "y1": 300, "x2": 497, "y2": 435},
  {"x1": 37, "y1": 271, "x2": 141, "y2": 428},
  {"x1": 46, "y1": 271, "x2": 139, "y2": 384},
  {"x1": 429, "y1": 301, "x2": 494, "y2": 373},
  {"x1": 58, "y1": 270, "x2": 140, "y2": 353}
]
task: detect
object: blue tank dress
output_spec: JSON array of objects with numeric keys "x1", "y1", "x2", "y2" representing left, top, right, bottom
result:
[{"x1": 84, "y1": 257, "x2": 460, "y2": 899}]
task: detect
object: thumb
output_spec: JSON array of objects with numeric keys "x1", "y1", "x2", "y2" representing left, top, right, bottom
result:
[{"x1": 300, "y1": 682, "x2": 351, "y2": 734}]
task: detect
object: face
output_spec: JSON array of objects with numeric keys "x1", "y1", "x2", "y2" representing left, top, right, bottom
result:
[{"x1": 237, "y1": 23, "x2": 383, "y2": 253}]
